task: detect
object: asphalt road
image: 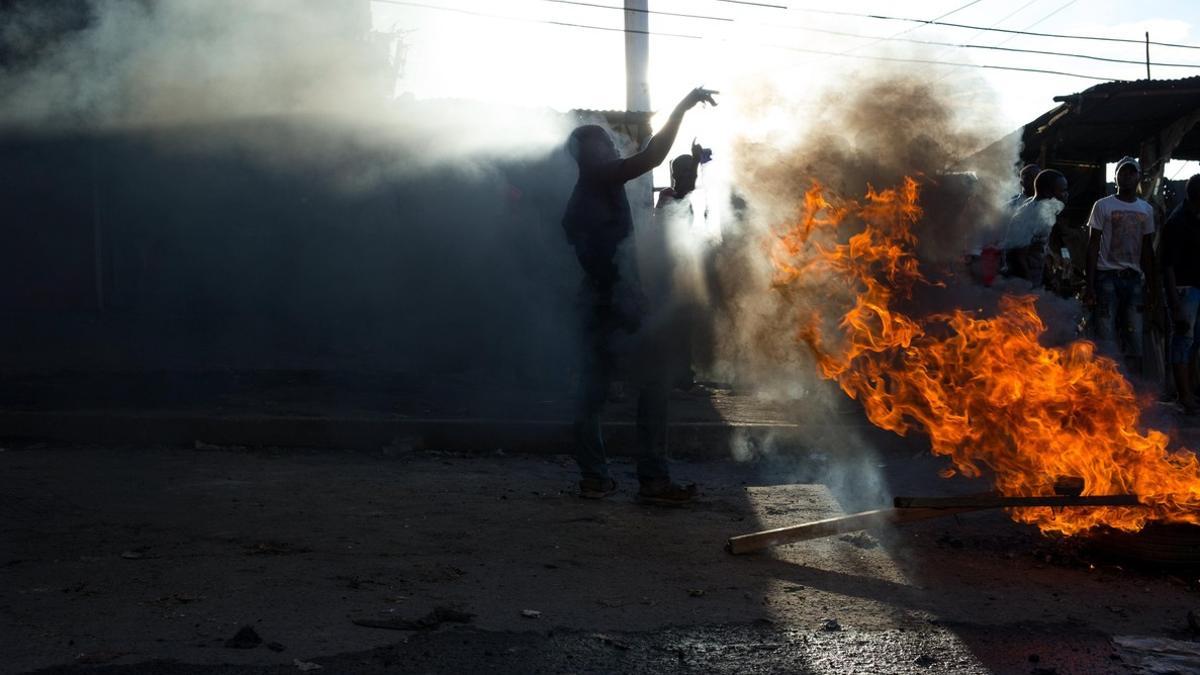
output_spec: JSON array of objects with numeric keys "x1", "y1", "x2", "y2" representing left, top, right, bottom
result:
[{"x1": 3, "y1": 441, "x2": 1199, "y2": 674}]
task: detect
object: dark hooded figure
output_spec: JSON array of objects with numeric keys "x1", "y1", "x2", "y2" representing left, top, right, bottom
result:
[{"x1": 562, "y1": 87, "x2": 716, "y2": 504}]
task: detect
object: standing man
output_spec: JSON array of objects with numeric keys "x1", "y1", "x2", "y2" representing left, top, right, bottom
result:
[
  {"x1": 1007, "y1": 168, "x2": 1068, "y2": 285},
  {"x1": 1084, "y1": 157, "x2": 1158, "y2": 373},
  {"x1": 562, "y1": 87, "x2": 717, "y2": 504},
  {"x1": 1161, "y1": 174, "x2": 1200, "y2": 413}
]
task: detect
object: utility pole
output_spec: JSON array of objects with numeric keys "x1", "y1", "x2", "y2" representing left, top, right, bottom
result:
[
  {"x1": 1146, "y1": 32, "x2": 1151, "y2": 80},
  {"x1": 625, "y1": 0, "x2": 650, "y2": 114}
]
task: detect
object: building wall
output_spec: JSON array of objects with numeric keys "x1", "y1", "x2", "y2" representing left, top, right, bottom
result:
[{"x1": 0, "y1": 118, "x2": 583, "y2": 386}]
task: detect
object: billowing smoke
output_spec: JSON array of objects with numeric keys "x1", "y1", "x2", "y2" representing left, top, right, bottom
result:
[
  {"x1": 673, "y1": 65, "x2": 1032, "y2": 505},
  {"x1": 0, "y1": 0, "x2": 570, "y2": 179},
  {"x1": 0, "y1": 0, "x2": 585, "y2": 397},
  {"x1": 694, "y1": 67, "x2": 1024, "y2": 391}
]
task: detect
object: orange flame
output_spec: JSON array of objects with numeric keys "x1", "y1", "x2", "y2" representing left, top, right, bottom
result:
[{"x1": 771, "y1": 178, "x2": 1200, "y2": 535}]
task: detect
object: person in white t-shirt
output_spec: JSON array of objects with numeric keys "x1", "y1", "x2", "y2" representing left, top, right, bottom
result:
[{"x1": 1084, "y1": 157, "x2": 1158, "y2": 371}]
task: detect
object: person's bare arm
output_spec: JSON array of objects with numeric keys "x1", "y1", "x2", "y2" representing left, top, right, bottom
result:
[{"x1": 613, "y1": 88, "x2": 717, "y2": 182}]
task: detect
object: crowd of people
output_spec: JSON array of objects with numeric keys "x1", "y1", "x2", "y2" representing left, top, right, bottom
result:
[{"x1": 996, "y1": 158, "x2": 1200, "y2": 414}]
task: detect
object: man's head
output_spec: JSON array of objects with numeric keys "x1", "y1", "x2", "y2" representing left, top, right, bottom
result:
[
  {"x1": 670, "y1": 154, "x2": 698, "y2": 197},
  {"x1": 1020, "y1": 163, "x2": 1040, "y2": 197},
  {"x1": 1186, "y1": 174, "x2": 1200, "y2": 212},
  {"x1": 1115, "y1": 156, "x2": 1141, "y2": 194},
  {"x1": 1033, "y1": 169, "x2": 1068, "y2": 203},
  {"x1": 567, "y1": 125, "x2": 618, "y2": 168}
]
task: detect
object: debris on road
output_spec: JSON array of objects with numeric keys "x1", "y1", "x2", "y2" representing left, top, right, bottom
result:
[
  {"x1": 838, "y1": 531, "x2": 879, "y2": 549},
  {"x1": 819, "y1": 618, "x2": 841, "y2": 632},
  {"x1": 591, "y1": 633, "x2": 631, "y2": 650},
  {"x1": 352, "y1": 605, "x2": 475, "y2": 631},
  {"x1": 224, "y1": 625, "x2": 263, "y2": 649},
  {"x1": 1113, "y1": 635, "x2": 1200, "y2": 673},
  {"x1": 74, "y1": 650, "x2": 130, "y2": 664},
  {"x1": 521, "y1": 609, "x2": 542, "y2": 619},
  {"x1": 293, "y1": 659, "x2": 323, "y2": 671}
]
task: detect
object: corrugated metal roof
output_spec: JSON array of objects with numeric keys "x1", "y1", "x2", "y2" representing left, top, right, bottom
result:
[{"x1": 1020, "y1": 76, "x2": 1200, "y2": 163}]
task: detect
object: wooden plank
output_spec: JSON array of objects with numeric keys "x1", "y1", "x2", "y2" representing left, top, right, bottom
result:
[
  {"x1": 893, "y1": 495, "x2": 1143, "y2": 509},
  {"x1": 726, "y1": 506, "x2": 981, "y2": 555}
]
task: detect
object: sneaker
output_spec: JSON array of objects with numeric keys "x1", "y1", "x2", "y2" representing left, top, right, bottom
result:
[
  {"x1": 579, "y1": 478, "x2": 618, "y2": 499},
  {"x1": 637, "y1": 479, "x2": 697, "y2": 506}
]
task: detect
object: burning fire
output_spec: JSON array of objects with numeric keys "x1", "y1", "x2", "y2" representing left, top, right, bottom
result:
[{"x1": 771, "y1": 178, "x2": 1200, "y2": 535}]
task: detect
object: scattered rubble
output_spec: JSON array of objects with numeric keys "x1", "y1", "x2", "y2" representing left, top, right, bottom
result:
[
  {"x1": 74, "y1": 650, "x2": 129, "y2": 664},
  {"x1": 838, "y1": 532, "x2": 879, "y2": 549},
  {"x1": 352, "y1": 605, "x2": 475, "y2": 631},
  {"x1": 1114, "y1": 635, "x2": 1200, "y2": 674},
  {"x1": 224, "y1": 625, "x2": 263, "y2": 649},
  {"x1": 591, "y1": 633, "x2": 631, "y2": 650}
]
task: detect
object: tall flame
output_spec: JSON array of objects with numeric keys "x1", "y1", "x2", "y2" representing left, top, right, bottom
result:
[{"x1": 771, "y1": 178, "x2": 1200, "y2": 535}]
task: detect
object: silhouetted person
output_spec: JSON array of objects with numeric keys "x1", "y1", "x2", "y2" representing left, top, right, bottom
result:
[
  {"x1": 1084, "y1": 157, "x2": 1158, "y2": 373},
  {"x1": 654, "y1": 148, "x2": 707, "y2": 390},
  {"x1": 1161, "y1": 174, "x2": 1200, "y2": 413},
  {"x1": 1007, "y1": 169, "x2": 1068, "y2": 285},
  {"x1": 562, "y1": 87, "x2": 717, "y2": 504},
  {"x1": 1007, "y1": 163, "x2": 1040, "y2": 209},
  {"x1": 656, "y1": 151, "x2": 699, "y2": 207}
]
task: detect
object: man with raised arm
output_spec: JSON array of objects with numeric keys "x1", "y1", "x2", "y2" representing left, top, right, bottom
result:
[{"x1": 562, "y1": 87, "x2": 717, "y2": 504}]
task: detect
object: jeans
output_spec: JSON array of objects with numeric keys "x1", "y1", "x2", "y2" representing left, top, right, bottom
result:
[
  {"x1": 573, "y1": 303, "x2": 670, "y2": 483},
  {"x1": 1092, "y1": 269, "x2": 1144, "y2": 358},
  {"x1": 1171, "y1": 286, "x2": 1200, "y2": 365}
]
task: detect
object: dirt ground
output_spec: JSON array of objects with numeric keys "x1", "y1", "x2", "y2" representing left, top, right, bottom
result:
[{"x1": 2, "y1": 442, "x2": 1199, "y2": 674}]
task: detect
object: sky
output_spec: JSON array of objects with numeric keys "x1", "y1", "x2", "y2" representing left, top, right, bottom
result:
[{"x1": 371, "y1": 0, "x2": 1200, "y2": 180}]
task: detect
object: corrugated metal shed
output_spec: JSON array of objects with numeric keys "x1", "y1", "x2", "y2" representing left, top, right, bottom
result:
[{"x1": 1020, "y1": 76, "x2": 1200, "y2": 165}]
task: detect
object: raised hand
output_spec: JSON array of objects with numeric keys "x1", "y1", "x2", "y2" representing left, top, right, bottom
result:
[{"x1": 679, "y1": 87, "x2": 719, "y2": 110}]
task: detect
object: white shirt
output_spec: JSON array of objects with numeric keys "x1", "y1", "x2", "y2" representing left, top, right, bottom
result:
[{"x1": 1086, "y1": 195, "x2": 1155, "y2": 273}]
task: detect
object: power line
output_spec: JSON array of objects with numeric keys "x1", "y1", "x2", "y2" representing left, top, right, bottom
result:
[
  {"x1": 371, "y1": 0, "x2": 703, "y2": 39},
  {"x1": 981, "y1": 0, "x2": 1038, "y2": 32},
  {"x1": 834, "y1": 0, "x2": 987, "y2": 59},
  {"x1": 536, "y1": 0, "x2": 1198, "y2": 69},
  {"x1": 530, "y1": 0, "x2": 1148, "y2": 71},
  {"x1": 1012, "y1": 0, "x2": 1078, "y2": 35},
  {"x1": 893, "y1": 0, "x2": 986, "y2": 36},
  {"x1": 372, "y1": 0, "x2": 1118, "y2": 82},
  {"x1": 786, "y1": 6, "x2": 1200, "y2": 50},
  {"x1": 711, "y1": 0, "x2": 788, "y2": 8},
  {"x1": 769, "y1": 42, "x2": 1116, "y2": 81},
  {"x1": 929, "y1": 0, "x2": 1080, "y2": 85},
  {"x1": 541, "y1": 0, "x2": 732, "y2": 23},
  {"x1": 783, "y1": 24, "x2": 1200, "y2": 69}
]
